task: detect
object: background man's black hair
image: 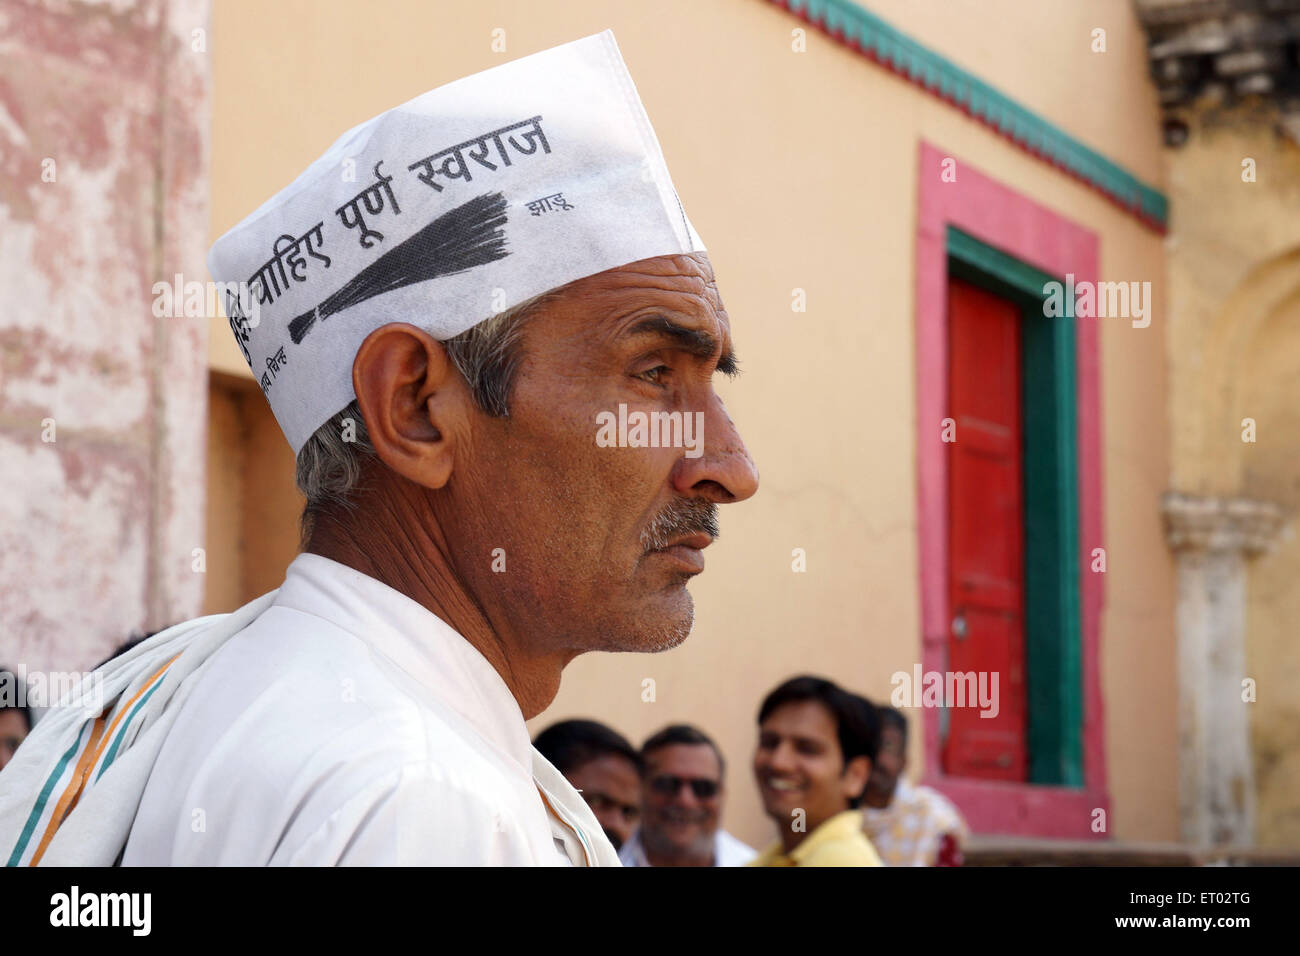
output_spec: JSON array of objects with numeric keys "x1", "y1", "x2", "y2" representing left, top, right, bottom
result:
[
  {"x1": 533, "y1": 718, "x2": 642, "y2": 775},
  {"x1": 0, "y1": 667, "x2": 32, "y2": 732},
  {"x1": 757, "y1": 675, "x2": 881, "y2": 807},
  {"x1": 876, "y1": 704, "x2": 909, "y2": 743},
  {"x1": 93, "y1": 632, "x2": 158, "y2": 671},
  {"x1": 640, "y1": 723, "x2": 726, "y2": 778}
]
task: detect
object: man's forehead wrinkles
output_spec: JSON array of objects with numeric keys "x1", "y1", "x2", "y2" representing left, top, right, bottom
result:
[
  {"x1": 607, "y1": 307, "x2": 734, "y2": 359},
  {"x1": 601, "y1": 252, "x2": 712, "y2": 278},
  {"x1": 536, "y1": 273, "x2": 736, "y2": 363},
  {"x1": 619, "y1": 314, "x2": 718, "y2": 354}
]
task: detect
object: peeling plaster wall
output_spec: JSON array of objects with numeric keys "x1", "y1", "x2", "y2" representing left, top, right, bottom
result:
[{"x1": 0, "y1": 0, "x2": 210, "y2": 676}]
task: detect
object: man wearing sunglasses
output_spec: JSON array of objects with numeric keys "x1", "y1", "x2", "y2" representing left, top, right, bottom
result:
[{"x1": 619, "y1": 724, "x2": 755, "y2": 867}]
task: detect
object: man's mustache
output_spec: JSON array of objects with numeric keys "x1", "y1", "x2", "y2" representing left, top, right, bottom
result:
[
  {"x1": 640, "y1": 498, "x2": 719, "y2": 552},
  {"x1": 656, "y1": 806, "x2": 711, "y2": 825}
]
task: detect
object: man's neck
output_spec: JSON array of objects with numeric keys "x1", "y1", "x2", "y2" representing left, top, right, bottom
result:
[
  {"x1": 779, "y1": 807, "x2": 846, "y2": 855},
  {"x1": 862, "y1": 788, "x2": 894, "y2": 809},
  {"x1": 779, "y1": 826, "x2": 806, "y2": 855},
  {"x1": 304, "y1": 484, "x2": 567, "y2": 720}
]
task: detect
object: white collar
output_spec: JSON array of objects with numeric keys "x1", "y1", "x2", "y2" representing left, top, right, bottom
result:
[
  {"x1": 273, "y1": 552, "x2": 534, "y2": 772},
  {"x1": 619, "y1": 828, "x2": 651, "y2": 866},
  {"x1": 274, "y1": 553, "x2": 621, "y2": 866}
]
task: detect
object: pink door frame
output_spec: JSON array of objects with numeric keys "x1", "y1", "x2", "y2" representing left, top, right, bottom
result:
[{"x1": 915, "y1": 141, "x2": 1109, "y2": 838}]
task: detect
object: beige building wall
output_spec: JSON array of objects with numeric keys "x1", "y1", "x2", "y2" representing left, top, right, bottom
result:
[
  {"x1": 1164, "y1": 109, "x2": 1300, "y2": 848},
  {"x1": 202, "y1": 374, "x2": 301, "y2": 615},
  {"x1": 1240, "y1": 308, "x2": 1300, "y2": 848},
  {"x1": 206, "y1": 0, "x2": 1176, "y2": 849}
]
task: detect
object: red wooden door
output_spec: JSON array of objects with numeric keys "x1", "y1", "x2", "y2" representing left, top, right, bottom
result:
[{"x1": 944, "y1": 277, "x2": 1028, "y2": 781}]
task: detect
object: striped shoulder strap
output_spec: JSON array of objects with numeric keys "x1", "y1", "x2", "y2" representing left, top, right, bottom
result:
[{"x1": 6, "y1": 656, "x2": 179, "y2": 867}]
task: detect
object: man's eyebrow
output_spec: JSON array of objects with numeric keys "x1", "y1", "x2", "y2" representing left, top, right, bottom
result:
[
  {"x1": 758, "y1": 729, "x2": 819, "y2": 747},
  {"x1": 620, "y1": 314, "x2": 740, "y2": 378}
]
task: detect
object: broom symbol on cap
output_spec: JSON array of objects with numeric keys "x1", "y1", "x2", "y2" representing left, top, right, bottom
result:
[{"x1": 288, "y1": 190, "x2": 511, "y2": 345}]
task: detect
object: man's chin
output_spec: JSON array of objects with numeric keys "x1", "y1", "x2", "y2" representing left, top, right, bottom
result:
[
  {"x1": 866, "y1": 784, "x2": 897, "y2": 804},
  {"x1": 662, "y1": 823, "x2": 711, "y2": 848},
  {"x1": 760, "y1": 796, "x2": 801, "y2": 823},
  {"x1": 592, "y1": 596, "x2": 694, "y2": 653},
  {"x1": 645, "y1": 826, "x2": 712, "y2": 859},
  {"x1": 614, "y1": 614, "x2": 693, "y2": 653},
  {"x1": 567, "y1": 578, "x2": 697, "y2": 653}
]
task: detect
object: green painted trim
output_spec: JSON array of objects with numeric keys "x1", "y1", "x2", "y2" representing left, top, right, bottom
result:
[
  {"x1": 775, "y1": 0, "x2": 1168, "y2": 230},
  {"x1": 946, "y1": 227, "x2": 1085, "y2": 787},
  {"x1": 947, "y1": 227, "x2": 1055, "y2": 301},
  {"x1": 1021, "y1": 303, "x2": 1084, "y2": 788}
]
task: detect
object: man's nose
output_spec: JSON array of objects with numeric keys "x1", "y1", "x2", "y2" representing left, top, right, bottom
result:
[
  {"x1": 670, "y1": 393, "x2": 759, "y2": 503},
  {"x1": 766, "y1": 741, "x2": 798, "y2": 774}
]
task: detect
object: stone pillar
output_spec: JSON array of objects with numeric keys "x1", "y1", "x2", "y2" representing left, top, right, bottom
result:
[{"x1": 1163, "y1": 492, "x2": 1283, "y2": 845}]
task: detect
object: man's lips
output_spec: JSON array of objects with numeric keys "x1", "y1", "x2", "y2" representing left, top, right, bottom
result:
[
  {"x1": 648, "y1": 533, "x2": 713, "y2": 573},
  {"x1": 759, "y1": 776, "x2": 805, "y2": 799}
]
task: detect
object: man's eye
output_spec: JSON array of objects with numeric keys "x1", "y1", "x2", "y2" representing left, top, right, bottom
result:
[{"x1": 635, "y1": 365, "x2": 670, "y2": 385}]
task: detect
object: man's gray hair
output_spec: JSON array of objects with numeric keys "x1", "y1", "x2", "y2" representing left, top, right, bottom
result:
[{"x1": 295, "y1": 290, "x2": 558, "y2": 538}]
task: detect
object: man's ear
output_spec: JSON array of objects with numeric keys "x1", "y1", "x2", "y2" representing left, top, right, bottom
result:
[
  {"x1": 352, "y1": 322, "x2": 467, "y2": 490},
  {"x1": 843, "y1": 755, "x2": 872, "y2": 804}
]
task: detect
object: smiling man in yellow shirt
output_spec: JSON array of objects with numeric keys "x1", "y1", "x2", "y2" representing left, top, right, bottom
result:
[{"x1": 749, "y1": 677, "x2": 884, "y2": 866}]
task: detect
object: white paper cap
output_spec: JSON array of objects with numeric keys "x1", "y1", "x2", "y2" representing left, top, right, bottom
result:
[{"x1": 208, "y1": 30, "x2": 706, "y2": 454}]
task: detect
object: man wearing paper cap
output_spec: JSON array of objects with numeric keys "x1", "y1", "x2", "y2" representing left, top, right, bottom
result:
[{"x1": 0, "y1": 31, "x2": 757, "y2": 866}]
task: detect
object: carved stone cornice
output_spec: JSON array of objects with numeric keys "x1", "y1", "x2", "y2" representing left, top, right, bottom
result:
[
  {"x1": 1136, "y1": 0, "x2": 1300, "y2": 146},
  {"x1": 1162, "y1": 492, "x2": 1286, "y2": 555}
]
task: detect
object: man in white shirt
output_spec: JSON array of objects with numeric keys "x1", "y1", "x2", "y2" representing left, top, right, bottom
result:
[
  {"x1": 861, "y1": 707, "x2": 968, "y2": 866},
  {"x1": 619, "y1": 724, "x2": 755, "y2": 867},
  {"x1": 0, "y1": 32, "x2": 758, "y2": 868},
  {"x1": 123, "y1": 555, "x2": 611, "y2": 865},
  {"x1": 130, "y1": 34, "x2": 758, "y2": 866}
]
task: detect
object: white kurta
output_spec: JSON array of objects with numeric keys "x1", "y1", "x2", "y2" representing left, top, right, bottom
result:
[
  {"x1": 618, "y1": 827, "x2": 756, "y2": 867},
  {"x1": 121, "y1": 553, "x2": 618, "y2": 866}
]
